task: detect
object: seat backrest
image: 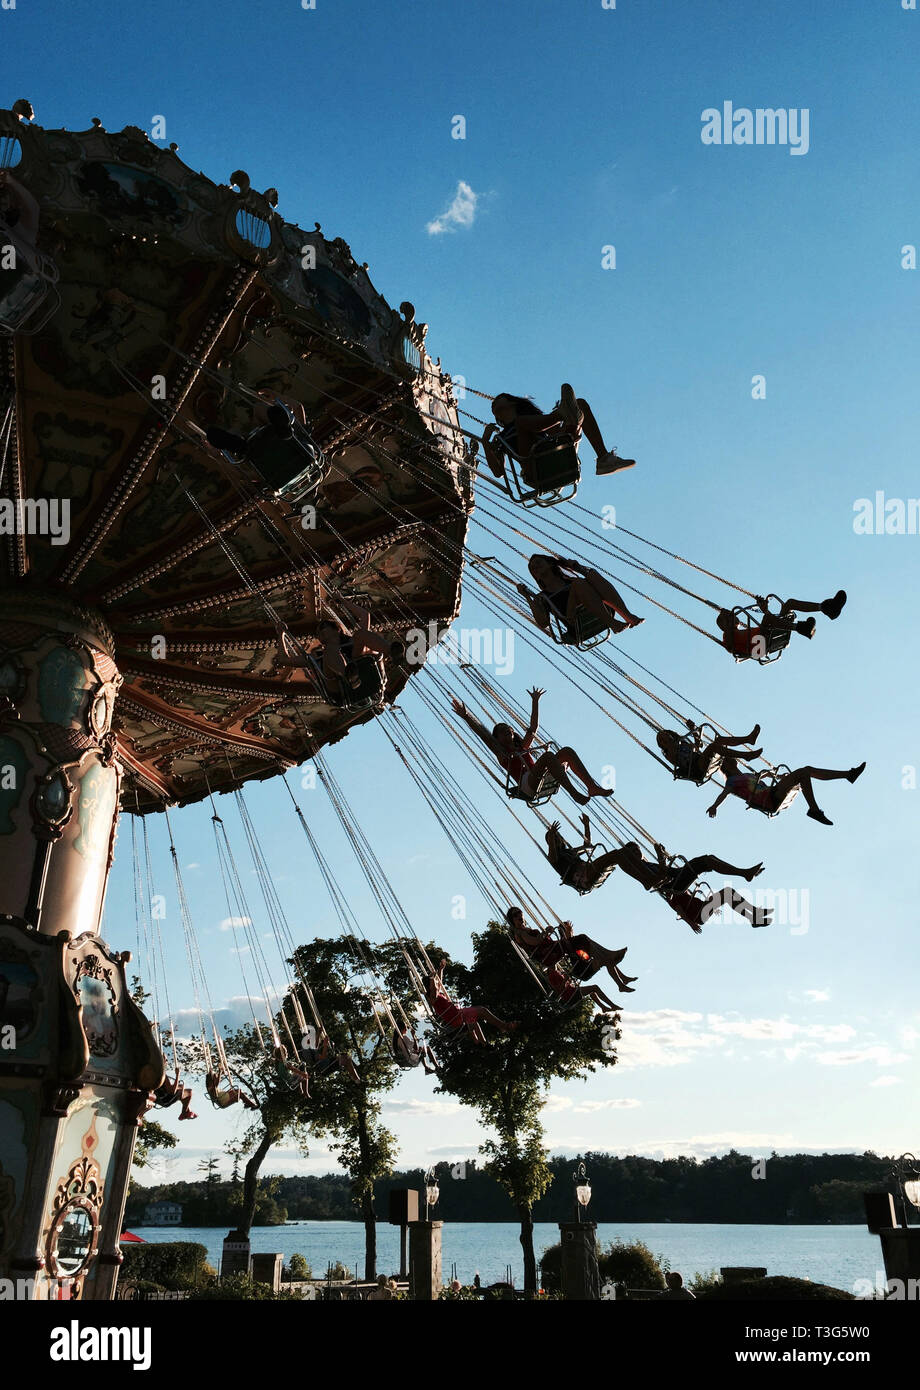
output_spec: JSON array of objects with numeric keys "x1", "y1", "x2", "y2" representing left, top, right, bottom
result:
[{"x1": 520, "y1": 435, "x2": 581, "y2": 490}]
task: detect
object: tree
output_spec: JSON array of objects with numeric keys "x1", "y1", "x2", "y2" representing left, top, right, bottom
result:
[
  {"x1": 178, "y1": 1024, "x2": 311, "y2": 1238},
  {"x1": 288, "y1": 937, "x2": 424, "y2": 1281},
  {"x1": 197, "y1": 1155, "x2": 220, "y2": 1202},
  {"x1": 432, "y1": 923, "x2": 619, "y2": 1294},
  {"x1": 132, "y1": 1118, "x2": 178, "y2": 1170}
]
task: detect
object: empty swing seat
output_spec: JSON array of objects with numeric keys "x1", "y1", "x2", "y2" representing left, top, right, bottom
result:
[
  {"x1": 499, "y1": 433, "x2": 581, "y2": 508},
  {"x1": 247, "y1": 423, "x2": 327, "y2": 502},
  {"x1": 0, "y1": 227, "x2": 60, "y2": 337}
]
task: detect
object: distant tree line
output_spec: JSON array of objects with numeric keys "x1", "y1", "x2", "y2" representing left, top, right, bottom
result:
[{"x1": 125, "y1": 1149, "x2": 904, "y2": 1227}]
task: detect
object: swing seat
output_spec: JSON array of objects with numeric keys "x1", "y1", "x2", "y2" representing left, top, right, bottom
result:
[
  {"x1": 499, "y1": 433, "x2": 581, "y2": 508},
  {"x1": 569, "y1": 841, "x2": 615, "y2": 896},
  {"x1": 0, "y1": 231, "x2": 61, "y2": 337},
  {"x1": 247, "y1": 424, "x2": 327, "y2": 501},
  {"x1": 309, "y1": 652, "x2": 386, "y2": 711},
  {"x1": 334, "y1": 654, "x2": 385, "y2": 710},
  {"x1": 730, "y1": 596, "x2": 792, "y2": 665},
  {"x1": 670, "y1": 730, "x2": 721, "y2": 786},
  {"x1": 746, "y1": 765, "x2": 800, "y2": 817},
  {"x1": 506, "y1": 765, "x2": 560, "y2": 807},
  {"x1": 545, "y1": 605, "x2": 611, "y2": 651}
]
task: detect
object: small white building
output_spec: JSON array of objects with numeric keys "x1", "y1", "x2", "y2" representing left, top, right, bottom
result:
[{"x1": 143, "y1": 1200, "x2": 182, "y2": 1226}]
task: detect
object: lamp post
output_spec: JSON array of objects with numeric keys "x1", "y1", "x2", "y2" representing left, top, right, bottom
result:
[
  {"x1": 425, "y1": 1168, "x2": 440, "y2": 1221},
  {"x1": 891, "y1": 1153, "x2": 920, "y2": 1229},
  {"x1": 574, "y1": 1162, "x2": 592, "y2": 1223}
]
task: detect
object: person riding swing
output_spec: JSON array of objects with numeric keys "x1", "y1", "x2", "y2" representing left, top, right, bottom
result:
[
  {"x1": 204, "y1": 390, "x2": 327, "y2": 499},
  {"x1": 424, "y1": 960, "x2": 516, "y2": 1044},
  {"x1": 275, "y1": 595, "x2": 403, "y2": 706},
  {"x1": 715, "y1": 591, "x2": 846, "y2": 663},
  {"x1": 154, "y1": 1068, "x2": 197, "y2": 1120},
  {"x1": 517, "y1": 555, "x2": 643, "y2": 645},
  {"x1": 656, "y1": 722, "x2": 763, "y2": 785},
  {"x1": 205, "y1": 1069, "x2": 258, "y2": 1110},
  {"x1": 391, "y1": 1023, "x2": 438, "y2": 1075},
  {"x1": 612, "y1": 842, "x2": 771, "y2": 933},
  {"x1": 451, "y1": 688, "x2": 614, "y2": 807},
  {"x1": 707, "y1": 755, "x2": 866, "y2": 827},
  {"x1": 481, "y1": 386, "x2": 636, "y2": 482},
  {"x1": 504, "y1": 907, "x2": 637, "y2": 993}
]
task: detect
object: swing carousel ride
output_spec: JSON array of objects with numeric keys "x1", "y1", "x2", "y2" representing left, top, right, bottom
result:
[{"x1": 0, "y1": 100, "x2": 861, "y2": 1300}]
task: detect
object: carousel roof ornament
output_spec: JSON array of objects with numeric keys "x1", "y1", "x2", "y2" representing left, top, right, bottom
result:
[{"x1": 0, "y1": 103, "x2": 473, "y2": 812}]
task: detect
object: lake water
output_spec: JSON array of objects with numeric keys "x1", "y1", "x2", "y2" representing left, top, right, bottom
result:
[{"x1": 126, "y1": 1222, "x2": 882, "y2": 1292}]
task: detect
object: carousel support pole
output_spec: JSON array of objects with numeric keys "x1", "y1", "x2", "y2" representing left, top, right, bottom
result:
[{"x1": 0, "y1": 592, "x2": 163, "y2": 1300}]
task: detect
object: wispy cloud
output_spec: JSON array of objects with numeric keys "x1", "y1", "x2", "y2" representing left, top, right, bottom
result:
[
  {"x1": 816, "y1": 1046, "x2": 909, "y2": 1068},
  {"x1": 219, "y1": 916, "x2": 251, "y2": 932},
  {"x1": 870, "y1": 1076, "x2": 902, "y2": 1088},
  {"x1": 426, "y1": 181, "x2": 479, "y2": 236},
  {"x1": 803, "y1": 989, "x2": 831, "y2": 1003},
  {"x1": 383, "y1": 1099, "x2": 464, "y2": 1117}
]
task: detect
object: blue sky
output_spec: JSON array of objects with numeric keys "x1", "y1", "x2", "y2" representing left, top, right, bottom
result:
[{"x1": 6, "y1": 0, "x2": 919, "y2": 1185}]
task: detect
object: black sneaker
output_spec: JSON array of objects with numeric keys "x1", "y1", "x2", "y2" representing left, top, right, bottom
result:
[{"x1": 821, "y1": 590, "x2": 847, "y2": 620}]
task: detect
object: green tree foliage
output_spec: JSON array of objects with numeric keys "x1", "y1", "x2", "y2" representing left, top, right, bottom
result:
[
  {"x1": 286, "y1": 936, "x2": 423, "y2": 1280},
  {"x1": 120, "y1": 1241, "x2": 210, "y2": 1290},
  {"x1": 698, "y1": 1275, "x2": 855, "y2": 1301},
  {"x1": 131, "y1": 1118, "x2": 177, "y2": 1170},
  {"x1": 125, "y1": 1149, "x2": 899, "y2": 1226},
  {"x1": 433, "y1": 922, "x2": 619, "y2": 1294},
  {"x1": 178, "y1": 1022, "x2": 312, "y2": 1240},
  {"x1": 598, "y1": 1237, "x2": 667, "y2": 1293}
]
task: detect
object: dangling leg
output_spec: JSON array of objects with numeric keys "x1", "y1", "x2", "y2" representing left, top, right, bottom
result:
[
  {"x1": 321, "y1": 633, "x2": 350, "y2": 682},
  {"x1": 674, "y1": 855, "x2": 765, "y2": 893},
  {"x1": 711, "y1": 886, "x2": 773, "y2": 928},
  {"x1": 583, "y1": 982, "x2": 619, "y2": 1010},
  {"x1": 781, "y1": 593, "x2": 847, "y2": 621},
  {"x1": 568, "y1": 394, "x2": 636, "y2": 475},
  {"x1": 530, "y1": 750, "x2": 587, "y2": 804},
  {"x1": 707, "y1": 726, "x2": 762, "y2": 758},
  {"x1": 554, "y1": 746, "x2": 613, "y2": 803},
  {"x1": 573, "y1": 571, "x2": 643, "y2": 627},
  {"x1": 474, "y1": 1007, "x2": 515, "y2": 1034},
  {"x1": 206, "y1": 425, "x2": 249, "y2": 457},
  {"x1": 777, "y1": 763, "x2": 865, "y2": 825},
  {"x1": 333, "y1": 597, "x2": 401, "y2": 661}
]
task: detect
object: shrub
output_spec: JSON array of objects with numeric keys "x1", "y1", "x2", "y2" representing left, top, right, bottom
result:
[
  {"x1": 688, "y1": 1268, "x2": 722, "y2": 1296},
  {"x1": 289, "y1": 1253, "x2": 311, "y2": 1281},
  {"x1": 539, "y1": 1239, "x2": 602, "y2": 1293},
  {"x1": 186, "y1": 1273, "x2": 305, "y2": 1301},
  {"x1": 325, "y1": 1260, "x2": 351, "y2": 1280},
  {"x1": 698, "y1": 1276, "x2": 854, "y2": 1301},
  {"x1": 119, "y1": 1242, "x2": 209, "y2": 1291},
  {"x1": 598, "y1": 1239, "x2": 667, "y2": 1295}
]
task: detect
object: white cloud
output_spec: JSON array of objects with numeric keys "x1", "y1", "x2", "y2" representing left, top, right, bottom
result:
[
  {"x1": 383, "y1": 1099, "x2": 464, "y2": 1117},
  {"x1": 803, "y1": 989, "x2": 830, "y2": 1003},
  {"x1": 573, "y1": 1099, "x2": 641, "y2": 1113},
  {"x1": 816, "y1": 1046, "x2": 909, "y2": 1068},
  {"x1": 426, "y1": 181, "x2": 479, "y2": 236},
  {"x1": 543, "y1": 1095, "x2": 575, "y2": 1113},
  {"x1": 219, "y1": 916, "x2": 251, "y2": 932},
  {"x1": 870, "y1": 1076, "x2": 902, "y2": 1088}
]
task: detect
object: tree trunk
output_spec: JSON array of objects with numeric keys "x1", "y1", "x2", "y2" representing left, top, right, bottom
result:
[
  {"x1": 518, "y1": 1202, "x2": 537, "y2": 1294},
  {"x1": 240, "y1": 1129, "x2": 273, "y2": 1237},
  {"x1": 362, "y1": 1188, "x2": 377, "y2": 1283}
]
